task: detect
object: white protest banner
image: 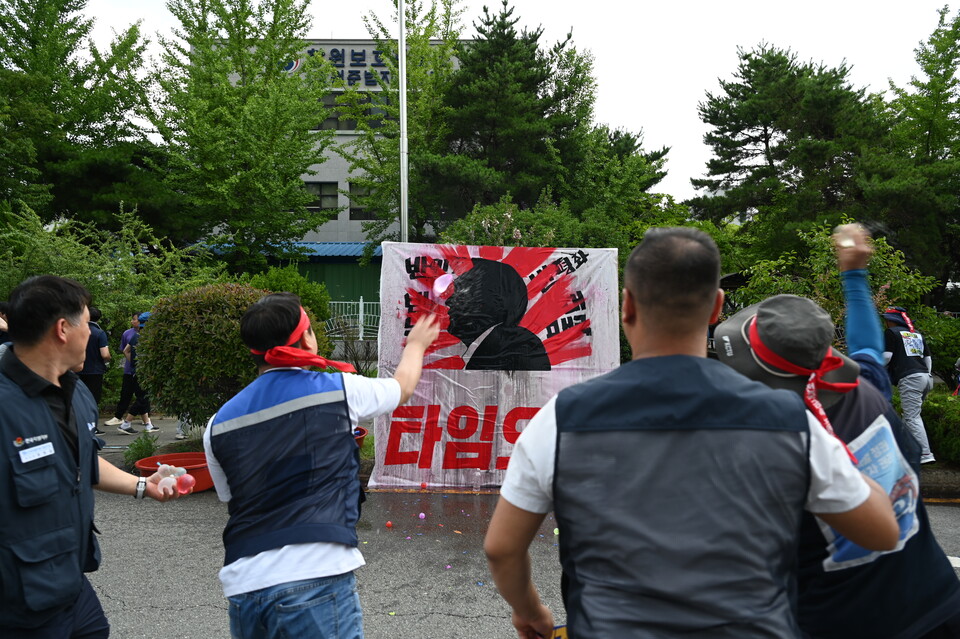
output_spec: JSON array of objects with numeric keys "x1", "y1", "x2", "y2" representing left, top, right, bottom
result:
[{"x1": 369, "y1": 243, "x2": 619, "y2": 489}]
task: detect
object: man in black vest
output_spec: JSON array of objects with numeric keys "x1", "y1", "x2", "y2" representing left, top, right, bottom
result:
[
  {"x1": 882, "y1": 306, "x2": 936, "y2": 463},
  {"x1": 484, "y1": 227, "x2": 899, "y2": 638},
  {"x1": 0, "y1": 276, "x2": 184, "y2": 638}
]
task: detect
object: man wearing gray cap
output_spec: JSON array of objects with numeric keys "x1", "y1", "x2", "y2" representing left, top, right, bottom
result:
[{"x1": 715, "y1": 292, "x2": 960, "y2": 638}]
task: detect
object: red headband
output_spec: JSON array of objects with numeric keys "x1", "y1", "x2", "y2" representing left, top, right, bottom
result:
[
  {"x1": 884, "y1": 308, "x2": 915, "y2": 332},
  {"x1": 748, "y1": 316, "x2": 858, "y2": 464},
  {"x1": 251, "y1": 307, "x2": 357, "y2": 373}
]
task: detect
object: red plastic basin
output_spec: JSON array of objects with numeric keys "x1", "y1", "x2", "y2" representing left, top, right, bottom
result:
[
  {"x1": 134, "y1": 452, "x2": 213, "y2": 493},
  {"x1": 354, "y1": 426, "x2": 368, "y2": 450}
]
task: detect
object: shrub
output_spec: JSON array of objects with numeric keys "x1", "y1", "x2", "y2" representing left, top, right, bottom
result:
[
  {"x1": 137, "y1": 283, "x2": 333, "y2": 426},
  {"x1": 246, "y1": 264, "x2": 332, "y2": 322},
  {"x1": 123, "y1": 432, "x2": 159, "y2": 469},
  {"x1": 0, "y1": 202, "x2": 227, "y2": 411},
  {"x1": 913, "y1": 390, "x2": 960, "y2": 465}
]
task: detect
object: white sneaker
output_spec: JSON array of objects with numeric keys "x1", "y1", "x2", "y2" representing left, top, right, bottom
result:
[
  {"x1": 104, "y1": 417, "x2": 123, "y2": 427},
  {"x1": 174, "y1": 433, "x2": 187, "y2": 440},
  {"x1": 921, "y1": 454, "x2": 936, "y2": 464},
  {"x1": 143, "y1": 424, "x2": 161, "y2": 434}
]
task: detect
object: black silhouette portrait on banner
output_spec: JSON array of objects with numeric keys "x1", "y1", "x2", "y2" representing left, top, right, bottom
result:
[{"x1": 446, "y1": 259, "x2": 551, "y2": 371}]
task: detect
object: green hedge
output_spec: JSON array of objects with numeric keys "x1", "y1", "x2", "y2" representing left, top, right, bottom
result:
[
  {"x1": 916, "y1": 389, "x2": 960, "y2": 465},
  {"x1": 138, "y1": 283, "x2": 333, "y2": 426}
]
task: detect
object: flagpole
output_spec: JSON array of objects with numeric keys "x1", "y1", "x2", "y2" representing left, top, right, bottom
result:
[{"x1": 398, "y1": 0, "x2": 409, "y2": 243}]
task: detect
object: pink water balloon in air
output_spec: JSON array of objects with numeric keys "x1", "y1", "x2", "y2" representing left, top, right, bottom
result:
[{"x1": 433, "y1": 274, "x2": 454, "y2": 297}]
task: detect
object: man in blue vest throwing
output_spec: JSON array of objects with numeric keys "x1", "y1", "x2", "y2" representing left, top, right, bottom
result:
[
  {"x1": 484, "y1": 227, "x2": 899, "y2": 638},
  {"x1": 0, "y1": 275, "x2": 184, "y2": 638},
  {"x1": 205, "y1": 292, "x2": 438, "y2": 639}
]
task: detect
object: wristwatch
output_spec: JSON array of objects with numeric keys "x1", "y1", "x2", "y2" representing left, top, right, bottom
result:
[{"x1": 134, "y1": 477, "x2": 147, "y2": 500}]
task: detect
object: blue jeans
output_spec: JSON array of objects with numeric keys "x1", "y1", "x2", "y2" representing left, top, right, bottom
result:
[{"x1": 228, "y1": 572, "x2": 363, "y2": 639}]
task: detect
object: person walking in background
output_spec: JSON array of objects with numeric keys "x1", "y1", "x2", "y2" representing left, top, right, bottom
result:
[
  {"x1": 117, "y1": 312, "x2": 157, "y2": 434},
  {"x1": 204, "y1": 292, "x2": 438, "y2": 639},
  {"x1": 78, "y1": 307, "x2": 110, "y2": 435},
  {"x1": 484, "y1": 227, "x2": 898, "y2": 639},
  {"x1": 882, "y1": 306, "x2": 936, "y2": 463},
  {"x1": 104, "y1": 312, "x2": 140, "y2": 430}
]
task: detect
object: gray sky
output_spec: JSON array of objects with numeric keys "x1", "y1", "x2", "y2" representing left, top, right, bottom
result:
[{"x1": 87, "y1": 0, "x2": 950, "y2": 201}]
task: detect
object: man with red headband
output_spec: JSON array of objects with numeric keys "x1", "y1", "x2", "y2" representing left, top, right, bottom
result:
[
  {"x1": 485, "y1": 227, "x2": 898, "y2": 639},
  {"x1": 204, "y1": 292, "x2": 438, "y2": 639},
  {"x1": 882, "y1": 306, "x2": 935, "y2": 464},
  {"x1": 715, "y1": 231, "x2": 960, "y2": 639},
  {"x1": 716, "y1": 294, "x2": 960, "y2": 638}
]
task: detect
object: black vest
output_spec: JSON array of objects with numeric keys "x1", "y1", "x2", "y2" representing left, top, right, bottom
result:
[
  {"x1": 554, "y1": 356, "x2": 810, "y2": 638},
  {"x1": 210, "y1": 369, "x2": 360, "y2": 565},
  {"x1": 796, "y1": 380, "x2": 960, "y2": 638},
  {"x1": 0, "y1": 361, "x2": 101, "y2": 629}
]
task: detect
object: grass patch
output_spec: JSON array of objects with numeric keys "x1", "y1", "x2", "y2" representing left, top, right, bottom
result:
[
  {"x1": 360, "y1": 429, "x2": 375, "y2": 460},
  {"x1": 122, "y1": 432, "x2": 159, "y2": 469}
]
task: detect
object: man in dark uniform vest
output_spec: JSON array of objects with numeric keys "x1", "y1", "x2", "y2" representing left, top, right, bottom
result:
[
  {"x1": 0, "y1": 275, "x2": 183, "y2": 638},
  {"x1": 484, "y1": 227, "x2": 899, "y2": 638}
]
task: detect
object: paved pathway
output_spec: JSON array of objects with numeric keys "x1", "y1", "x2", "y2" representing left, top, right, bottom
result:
[{"x1": 91, "y1": 416, "x2": 960, "y2": 638}]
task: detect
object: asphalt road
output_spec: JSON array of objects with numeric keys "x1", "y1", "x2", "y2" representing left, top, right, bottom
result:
[
  {"x1": 88, "y1": 487, "x2": 960, "y2": 639},
  {"x1": 89, "y1": 420, "x2": 960, "y2": 638},
  {"x1": 89, "y1": 489, "x2": 563, "y2": 638}
]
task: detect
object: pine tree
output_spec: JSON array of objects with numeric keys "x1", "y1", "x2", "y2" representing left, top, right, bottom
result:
[
  {"x1": 438, "y1": 0, "x2": 562, "y2": 214},
  {"x1": 865, "y1": 6, "x2": 960, "y2": 296}
]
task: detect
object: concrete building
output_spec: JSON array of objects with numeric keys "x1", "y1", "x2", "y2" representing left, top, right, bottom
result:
[{"x1": 296, "y1": 39, "x2": 398, "y2": 244}]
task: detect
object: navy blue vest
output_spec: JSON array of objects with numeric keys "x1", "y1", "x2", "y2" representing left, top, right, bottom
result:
[
  {"x1": 210, "y1": 369, "x2": 360, "y2": 565},
  {"x1": 0, "y1": 357, "x2": 101, "y2": 629},
  {"x1": 796, "y1": 380, "x2": 960, "y2": 638},
  {"x1": 554, "y1": 356, "x2": 811, "y2": 638}
]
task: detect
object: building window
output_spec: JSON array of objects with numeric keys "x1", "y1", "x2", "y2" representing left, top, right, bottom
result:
[
  {"x1": 317, "y1": 93, "x2": 388, "y2": 131},
  {"x1": 349, "y1": 183, "x2": 376, "y2": 220},
  {"x1": 318, "y1": 93, "x2": 357, "y2": 131},
  {"x1": 305, "y1": 182, "x2": 338, "y2": 211}
]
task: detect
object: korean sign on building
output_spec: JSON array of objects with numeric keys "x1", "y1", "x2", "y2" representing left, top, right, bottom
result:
[
  {"x1": 286, "y1": 41, "x2": 392, "y2": 87},
  {"x1": 369, "y1": 243, "x2": 620, "y2": 489}
]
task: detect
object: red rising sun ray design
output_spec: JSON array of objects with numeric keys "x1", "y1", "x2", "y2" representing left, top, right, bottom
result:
[
  {"x1": 502, "y1": 246, "x2": 557, "y2": 279},
  {"x1": 439, "y1": 245, "x2": 474, "y2": 275},
  {"x1": 424, "y1": 355, "x2": 466, "y2": 370},
  {"x1": 520, "y1": 273, "x2": 578, "y2": 335},
  {"x1": 543, "y1": 319, "x2": 593, "y2": 366},
  {"x1": 408, "y1": 246, "x2": 594, "y2": 370},
  {"x1": 478, "y1": 245, "x2": 504, "y2": 261}
]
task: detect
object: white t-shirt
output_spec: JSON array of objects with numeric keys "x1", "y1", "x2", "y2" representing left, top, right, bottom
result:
[
  {"x1": 204, "y1": 370, "x2": 401, "y2": 597},
  {"x1": 501, "y1": 396, "x2": 871, "y2": 516}
]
